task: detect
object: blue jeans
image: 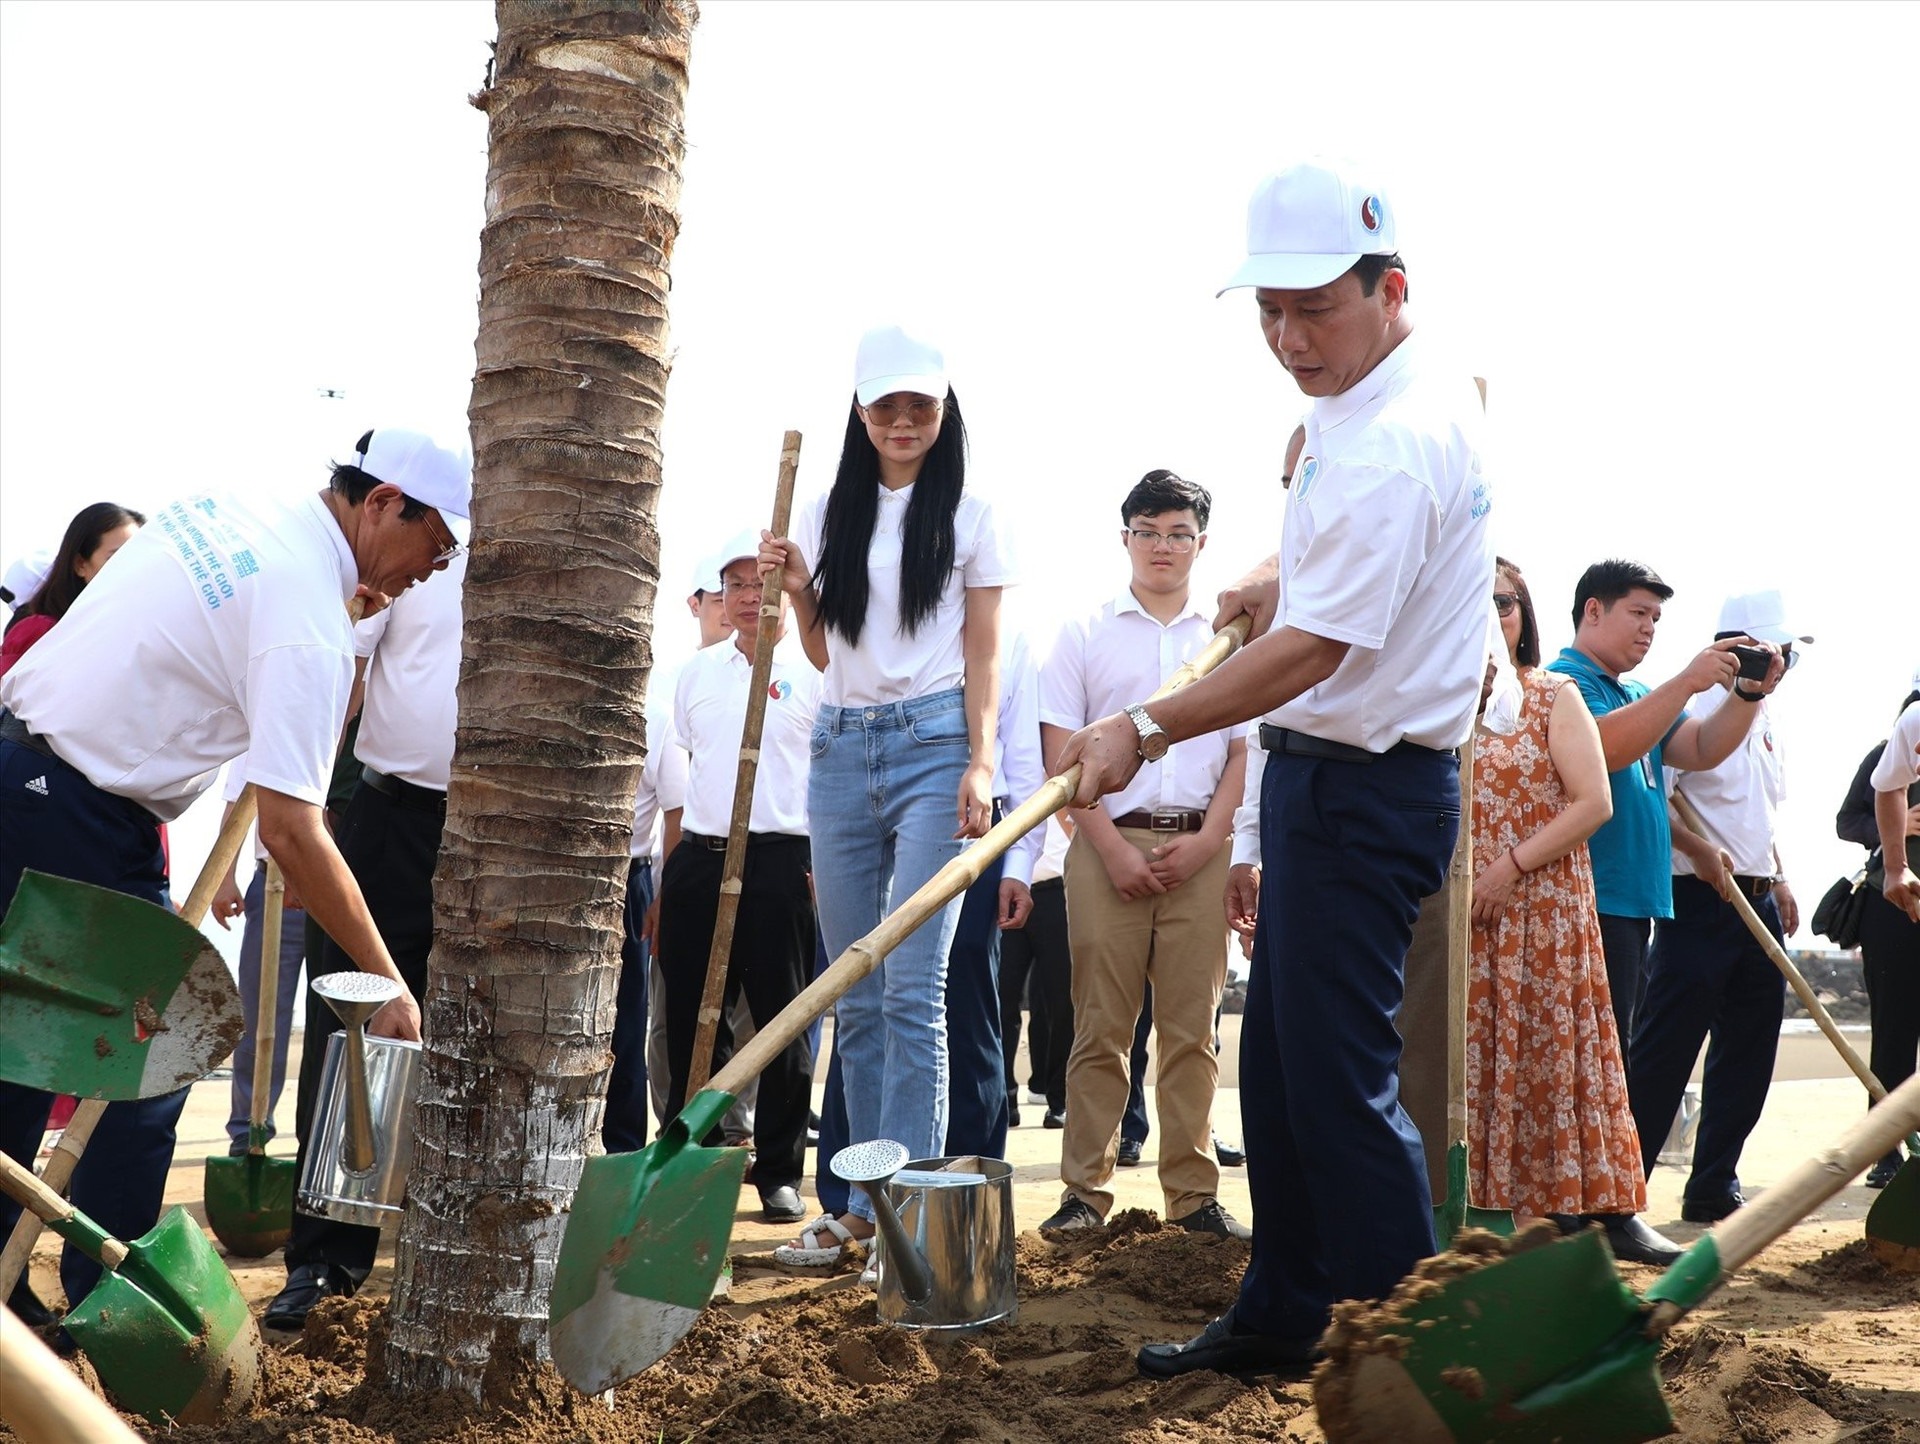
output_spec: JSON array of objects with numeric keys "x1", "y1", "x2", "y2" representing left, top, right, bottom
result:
[
  {"x1": 227, "y1": 863, "x2": 308, "y2": 1147},
  {"x1": 944, "y1": 801, "x2": 1008, "y2": 1160},
  {"x1": 808, "y1": 688, "x2": 970, "y2": 1222}
]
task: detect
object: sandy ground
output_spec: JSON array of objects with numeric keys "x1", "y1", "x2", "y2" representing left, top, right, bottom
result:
[{"x1": 9, "y1": 1023, "x2": 1917, "y2": 1443}]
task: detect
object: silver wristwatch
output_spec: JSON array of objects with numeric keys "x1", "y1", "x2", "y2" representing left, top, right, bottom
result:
[{"x1": 1124, "y1": 703, "x2": 1171, "y2": 762}]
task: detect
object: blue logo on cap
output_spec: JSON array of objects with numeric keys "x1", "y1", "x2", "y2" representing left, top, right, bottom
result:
[{"x1": 1360, "y1": 196, "x2": 1382, "y2": 232}]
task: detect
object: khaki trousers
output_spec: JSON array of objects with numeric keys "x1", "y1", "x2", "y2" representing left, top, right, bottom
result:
[{"x1": 1060, "y1": 827, "x2": 1230, "y2": 1219}]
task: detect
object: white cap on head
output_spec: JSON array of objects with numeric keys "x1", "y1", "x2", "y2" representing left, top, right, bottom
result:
[
  {"x1": 1911, "y1": 662, "x2": 1920, "y2": 693},
  {"x1": 689, "y1": 553, "x2": 723, "y2": 597},
  {"x1": 355, "y1": 427, "x2": 474, "y2": 524},
  {"x1": 712, "y1": 528, "x2": 765, "y2": 578},
  {"x1": 1218, "y1": 159, "x2": 1398, "y2": 297},
  {"x1": 854, "y1": 325, "x2": 948, "y2": 407},
  {"x1": 1717, "y1": 589, "x2": 1813, "y2": 647},
  {"x1": 3, "y1": 548, "x2": 53, "y2": 610}
]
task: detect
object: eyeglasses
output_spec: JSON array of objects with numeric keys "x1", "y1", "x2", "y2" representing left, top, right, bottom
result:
[
  {"x1": 720, "y1": 577, "x2": 765, "y2": 596},
  {"x1": 862, "y1": 397, "x2": 943, "y2": 427},
  {"x1": 419, "y1": 510, "x2": 463, "y2": 564},
  {"x1": 1492, "y1": 593, "x2": 1519, "y2": 617},
  {"x1": 1127, "y1": 529, "x2": 1199, "y2": 552}
]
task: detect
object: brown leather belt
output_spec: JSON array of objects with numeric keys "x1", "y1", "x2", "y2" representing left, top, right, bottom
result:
[{"x1": 1111, "y1": 808, "x2": 1206, "y2": 833}]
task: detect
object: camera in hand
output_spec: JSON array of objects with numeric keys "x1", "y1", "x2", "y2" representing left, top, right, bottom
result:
[{"x1": 1732, "y1": 643, "x2": 1772, "y2": 681}]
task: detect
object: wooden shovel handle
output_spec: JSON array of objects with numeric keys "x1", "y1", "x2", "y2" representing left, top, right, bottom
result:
[
  {"x1": 688, "y1": 430, "x2": 801, "y2": 1094},
  {"x1": 703, "y1": 615, "x2": 1253, "y2": 1102},
  {"x1": 0, "y1": 1155, "x2": 126, "y2": 1272},
  {"x1": 1670, "y1": 792, "x2": 1888, "y2": 1103},
  {"x1": 249, "y1": 861, "x2": 286, "y2": 1139},
  {"x1": 0, "y1": 1306, "x2": 142, "y2": 1444},
  {"x1": 1444, "y1": 738, "x2": 1475, "y2": 1151}
]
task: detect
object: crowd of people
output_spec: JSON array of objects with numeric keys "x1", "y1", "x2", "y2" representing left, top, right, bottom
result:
[{"x1": 1, "y1": 158, "x2": 1914, "y2": 1385}]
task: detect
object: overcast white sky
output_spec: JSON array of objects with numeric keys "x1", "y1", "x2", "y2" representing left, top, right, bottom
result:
[{"x1": 1, "y1": 0, "x2": 1912, "y2": 964}]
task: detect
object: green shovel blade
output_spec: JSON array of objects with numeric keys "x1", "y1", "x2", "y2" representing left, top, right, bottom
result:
[
  {"x1": 1320, "y1": 1230, "x2": 1675, "y2": 1444},
  {"x1": 0, "y1": 871, "x2": 244, "y2": 1099},
  {"x1": 1865, "y1": 1148, "x2": 1920, "y2": 1270},
  {"x1": 203, "y1": 1151, "x2": 298, "y2": 1257},
  {"x1": 1432, "y1": 1142, "x2": 1515, "y2": 1247},
  {"x1": 549, "y1": 1089, "x2": 747, "y2": 1394},
  {"x1": 65, "y1": 1206, "x2": 261, "y2": 1426}
]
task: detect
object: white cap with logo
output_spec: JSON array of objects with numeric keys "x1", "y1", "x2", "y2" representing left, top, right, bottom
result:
[
  {"x1": 854, "y1": 325, "x2": 948, "y2": 407},
  {"x1": 712, "y1": 528, "x2": 766, "y2": 578},
  {"x1": 1219, "y1": 159, "x2": 1398, "y2": 296},
  {"x1": 3, "y1": 548, "x2": 53, "y2": 610},
  {"x1": 355, "y1": 427, "x2": 474, "y2": 523},
  {"x1": 1717, "y1": 590, "x2": 1813, "y2": 647}
]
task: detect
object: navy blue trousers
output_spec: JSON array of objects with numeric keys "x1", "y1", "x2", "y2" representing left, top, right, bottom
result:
[
  {"x1": 1629, "y1": 876, "x2": 1784, "y2": 1202},
  {"x1": 1122, "y1": 987, "x2": 1153, "y2": 1146},
  {"x1": 1597, "y1": 913, "x2": 1653, "y2": 1071},
  {"x1": 1237, "y1": 745, "x2": 1457, "y2": 1341},
  {"x1": 602, "y1": 858, "x2": 654, "y2": 1153},
  {"x1": 944, "y1": 830, "x2": 1009, "y2": 1161},
  {"x1": 0, "y1": 735, "x2": 182, "y2": 1307}
]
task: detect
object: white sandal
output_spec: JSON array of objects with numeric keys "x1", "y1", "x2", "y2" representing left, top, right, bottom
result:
[{"x1": 772, "y1": 1214, "x2": 859, "y2": 1269}]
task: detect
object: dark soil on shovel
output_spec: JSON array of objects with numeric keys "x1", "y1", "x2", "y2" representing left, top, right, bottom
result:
[{"x1": 7, "y1": 1216, "x2": 1916, "y2": 1443}]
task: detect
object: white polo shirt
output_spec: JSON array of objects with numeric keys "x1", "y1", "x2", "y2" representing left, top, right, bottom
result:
[
  {"x1": 629, "y1": 697, "x2": 683, "y2": 861},
  {"x1": 353, "y1": 552, "x2": 463, "y2": 791},
  {"x1": 1266, "y1": 334, "x2": 1495, "y2": 753},
  {"x1": 672, "y1": 629, "x2": 821, "y2": 838},
  {"x1": 1665, "y1": 685, "x2": 1783, "y2": 877},
  {"x1": 795, "y1": 484, "x2": 1018, "y2": 707},
  {"x1": 1871, "y1": 701, "x2": 1920, "y2": 792},
  {"x1": 1041, "y1": 586, "x2": 1244, "y2": 823},
  {"x1": 1, "y1": 491, "x2": 356, "y2": 820},
  {"x1": 996, "y1": 628, "x2": 1046, "y2": 887}
]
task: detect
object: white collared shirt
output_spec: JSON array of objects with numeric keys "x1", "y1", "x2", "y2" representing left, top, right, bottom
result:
[
  {"x1": 352, "y1": 553, "x2": 464, "y2": 791},
  {"x1": 1871, "y1": 702, "x2": 1920, "y2": 792},
  {"x1": 672, "y1": 629, "x2": 821, "y2": 837},
  {"x1": 1666, "y1": 684, "x2": 1783, "y2": 876},
  {"x1": 1041, "y1": 586, "x2": 1244, "y2": 822},
  {"x1": 1266, "y1": 334, "x2": 1495, "y2": 753},
  {"x1": 995, "y1": 628, "x2": 1046, "y2": 886},
  {"x1": 796, "y1": 484, "x2": 1018, "y2": 708},
  {"x1": 2, "y1": 491, "x2": 357, "y2": 819}
]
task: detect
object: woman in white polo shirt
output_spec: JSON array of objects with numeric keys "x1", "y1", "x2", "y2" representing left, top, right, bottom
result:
[{"x1": 761, "y1": 325, "x2": 1016, "y2": 1260}]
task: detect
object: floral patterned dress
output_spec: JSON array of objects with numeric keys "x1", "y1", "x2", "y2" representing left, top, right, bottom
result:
[{"x1": 1467, "y1": 669, "x2": 1646, "y2": 1216}]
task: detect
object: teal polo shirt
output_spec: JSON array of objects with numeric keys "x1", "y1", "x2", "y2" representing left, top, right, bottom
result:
[{"x1": 1546, "y1": 646, "x2": 1687, "y2": 920}]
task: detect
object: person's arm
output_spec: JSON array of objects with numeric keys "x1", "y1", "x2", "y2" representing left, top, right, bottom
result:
[
  {"x1": 1665, "y1": 799, "x2": 1736, "y2": 900},
  {"x1": 1057, "y1": 624, "x2": 1346, "y2": 808},
  {"x1": 956, "y1": 586, "x2": 1002, "y2": 839},
  {"x1": 1770, "y1": 843, "x2": 1798, "y2": 935},
  {"x1": 760, "y1": 532, "x2": 829, "y2": 673},
  {"x1": 254, "y1": 787, "x2": 419, "y2": 1039},
  {"x1": 1211, "y1": 553, "x2": 1282, "y2": 639},
  {"x1": 1836, "y1": 746, "x2": 1886, "y2": 849},
  {"x1": 1665, "y1": 646, "x2": 1785, "y2": 772},
  {"x1": 209, "y1": 799, "x2": 247, "y2": 930},
  {"x1": 644, "y1": 807, "x2": 682, "y2": 949},
  {"x1": 1042, "y1": 721, "x2": 1163, "y2": 901},
  {"x1": 1146, "y1": 736, "x2": 1245, "y2": 890},
  {"x1": 1225, "y1": 740, "x2": 1263, "y2": 954},
  {"x1": 1877, "y1": 785, "x2": 1920, "y2": 921},
  {"x1": 1471, "y1": 683, "x2": 1619, "y2": 924}
]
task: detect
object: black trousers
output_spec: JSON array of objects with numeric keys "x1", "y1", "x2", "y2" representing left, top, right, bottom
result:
[
  {"x1": 999, "y1": 877, "x2": 1072, "y2": 1112},
  {"x1": 1597, "y1": 912, "x2": 1652, "y2": 1072},
  {"x1": 1630, "y1": 877, "x2": 1785, "y2": 1201},
  {"x1": 285, "y1": 779, "x2": 440, "y2": 1284},
  {"x1": 1860, "y1": 887, "x2": 1920, "y2": 1152},
  {"x1": 657, "y1": 835, "x2": 814, "y2": 1192}
]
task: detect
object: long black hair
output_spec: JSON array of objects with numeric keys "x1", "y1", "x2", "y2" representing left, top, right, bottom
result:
[
  {"x1": 1496, "y1": 555, "x2": 1541, "y2": 668},
  {"x1": 12, "y1": 501, "x2": 145, "y2": 627},
  {"x1": 812, "y1": 388, "x2": 968, "y2": 646}
]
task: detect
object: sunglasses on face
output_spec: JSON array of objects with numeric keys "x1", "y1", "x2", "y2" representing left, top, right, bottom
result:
[
  {"x1": 1492, "y1": 592, "x2": 1519, "y2": 617},
  {"x1": 862, "y1": 397, "x2": 943, "y2": 427},
  {"x1": 420, "y1": 510, "x2": 462, "y2": 564}
]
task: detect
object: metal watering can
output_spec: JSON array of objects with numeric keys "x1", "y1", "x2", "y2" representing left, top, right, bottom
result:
[
  {"x1": 296, "y1": 973, "x2": 420, "y2": 1228},
  {"x1": 832, "y1": 1140, "x2": 1017, "y2": 1331}
]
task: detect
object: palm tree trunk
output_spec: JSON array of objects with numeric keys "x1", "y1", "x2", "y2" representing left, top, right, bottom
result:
[{"x1": 383, "y1": 0, "x2": 694, "y2": 1399}]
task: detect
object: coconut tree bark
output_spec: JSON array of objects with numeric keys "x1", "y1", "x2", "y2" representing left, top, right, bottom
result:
[{"x1": 384, "y1": 0, "x2": 694, "y2": 1399}]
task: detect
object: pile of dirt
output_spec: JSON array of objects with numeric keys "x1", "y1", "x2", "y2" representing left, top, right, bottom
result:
[{"x1": 1661, "y1": 1326, "x2": 1913, "y2": 1443}]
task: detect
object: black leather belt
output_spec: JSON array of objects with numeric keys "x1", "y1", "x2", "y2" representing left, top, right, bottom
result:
[
  {"x1": 1259, "y1": 723, "x2": 1457, "y2": 765},
  {"x1": 0, "y1": 709, "x2": 55, "y2": 761},
  {"x1": 683, "y1": 830, "x2": 807, "y2": 851},
  {"x1": 360, "y1": 766, "x2": 447, "y2": 814},
  {"x1": 1731, "y1": 874, "x2": 1777, "y2": 898},
  {"x1": 1111, "y1": 809, "x2": 1206, "y2": 833}
]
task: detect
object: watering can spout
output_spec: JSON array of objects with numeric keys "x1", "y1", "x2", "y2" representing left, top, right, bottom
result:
[
  {"x1": 830, "y1": 1140, "x2": 936, "y2": 1305},
  {"x1": 310, "y1": 973, "x2": 404, "y2": 1175}
]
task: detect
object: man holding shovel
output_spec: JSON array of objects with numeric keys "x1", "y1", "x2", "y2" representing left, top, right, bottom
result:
[
  {"x1": 0, "y1": 426, "x2": 467, "y2": 1311},
  {"x1": 1058, "y1": 159, "x2": 1494, "y2": 1378}
]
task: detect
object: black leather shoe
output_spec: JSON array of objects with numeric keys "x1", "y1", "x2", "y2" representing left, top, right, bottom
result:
[
  {"x1": 1680, "y1": 1190, "x2": 1745, "y2": 1223},
  {"x1": 1170, "y1": 1199, "x2": 1252, "y2": 1241},
  {"x1": 1137, "y1": 1307, "x2": 1319, "y2": 1380},
  {"x1": 1040, "y1": 1195, "x2": 1103, "y2": 1232},
  {"x1": 1213, "y1": 1135, "x2": 1245, "y2": 1168},
  {"x1": 1592, "y1": 1214, "x2": 1684, "y2": 1266},
  {"x1": 760, "y1": 1185, "x2": 807, "y2": 1223},
  {"x1": 1865, "y1": 1153, "x2": 1903, "y2": 1189},
  {"x1": 1043, "y1": 1110, "x2": 1066, "y2": 1130},
  {"x1": 1009, "y1": 1105, "x2": 1022, "y2": 1129},
  {"x1": 263, "y1": 1263, "x2": 354, "y2": 1332},
  {"x1": 7, "y1": 1280, "x2": 58, "y2": 1329},
  {"x1": 1117, "y1": 1138, "x2": 1143, "y2": 1167}
]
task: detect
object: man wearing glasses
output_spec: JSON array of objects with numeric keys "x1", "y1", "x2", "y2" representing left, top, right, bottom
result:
[
  {"x1": 1038, "y1": 469, "x2": 1250, "y2": 1242},
  {"x1": 0, "y1": 425, "x2": 467, "y2": 1316}
]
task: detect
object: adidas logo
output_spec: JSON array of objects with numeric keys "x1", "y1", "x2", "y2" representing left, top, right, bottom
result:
[{"x1": 24, "y1": 775, "x2": 49, "y2": 796}]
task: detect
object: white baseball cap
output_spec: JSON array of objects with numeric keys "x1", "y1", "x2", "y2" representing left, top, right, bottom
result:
[
  {"x1": 355, "y1": 427, "x2": 473, "y2": 522},
  {"x1": 712, "y1": 528, "x2": 766, "y2": 578},
  {"x1": 1218, "y1": 159, "x2": 1398, "y2": 296},
  {"x1": 689, "y1": 553, "x2": 723, "y2": 597},
  {"x1": 1717, "y1": 590, "x2": 1813, "y2": 647},
  {"x1": 854, "y1": 325, "x2": 948, "y2": 407},
  {"x1": 3, "y1": 548, "x2": 53, "y2": 610}
]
